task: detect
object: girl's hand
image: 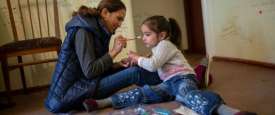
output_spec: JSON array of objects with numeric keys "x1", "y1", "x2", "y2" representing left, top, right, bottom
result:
[
  {"x1": 109, "y1": 35, "x2": 127, "y2": 58},
  {"x1": 128, "y1": 51, "x2": 140, "y2": 66}
]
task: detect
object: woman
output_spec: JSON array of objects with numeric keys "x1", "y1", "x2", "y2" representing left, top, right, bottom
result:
[{"x1": 45, "y1": 0, "x2": 162, "y2": 113}]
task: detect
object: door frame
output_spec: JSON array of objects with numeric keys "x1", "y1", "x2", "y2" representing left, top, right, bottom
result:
[{"x1": 183, "y1": 0, "x2": 206, "y2": 54}]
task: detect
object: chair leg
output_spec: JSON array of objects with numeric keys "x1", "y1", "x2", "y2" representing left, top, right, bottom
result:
[
  {"x1": 1, "y1": 57, "x2": 15, "y2": 108},
  {"x1": 17, "y1": 56, "x2": 28, "y2": 94},
  {"x1": 57, "y1": 48, "x2": 60, "y2": 55}
]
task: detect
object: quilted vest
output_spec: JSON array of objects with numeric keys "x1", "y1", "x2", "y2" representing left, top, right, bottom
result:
[{"x1": 45, "y1": 15, "x2": 111, "y2": 113}]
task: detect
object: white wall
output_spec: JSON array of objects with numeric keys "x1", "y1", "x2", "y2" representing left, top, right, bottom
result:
[
  {"x1": 59, "y1": 0, "x2": 136, "y2": 61},
  {"x1": 131, "y1": 0, "x2": 188, "y2": 54},
  {"x1": 202, "y1": 0, "x2": 275, "y2": 63}
]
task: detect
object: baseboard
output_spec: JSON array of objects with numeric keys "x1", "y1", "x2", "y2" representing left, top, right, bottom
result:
[
  {"x1": 0, "y1": 85, "x2": 49, "y2": 96},
  {"x1": 183, "y1": 49, "x2": 206, "y2": 55},
  {"x1": 212, "y1": 56, "x2": 275, "y2": 69}
]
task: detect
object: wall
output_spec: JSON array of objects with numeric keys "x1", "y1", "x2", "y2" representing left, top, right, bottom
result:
[
  {"x1": 58, "y1": 0, "x2": 136, "y2": 61},
  {"x1": 131, "y1": 0, "x2": 188, "y2": 55},
  {"x1": 0, "y1": 0, "x2": 136, "y2": 91},
  {"x1": 202, "y1": 0, "x2": 275, "y2": 63},
  {"x1": 0, "y1": 0, "x2": 56, "y2": 92}
]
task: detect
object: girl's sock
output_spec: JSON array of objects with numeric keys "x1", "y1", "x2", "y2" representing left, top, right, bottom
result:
[
  {"x1": 83, "y1": 97, "x2": 112, "y2": 112},
  {"x1": 217, "y1": 104, "x2": 257, "y2": 115},
  {"x1": 217, "y1": 104, "x2": 240, "y2": 115}
]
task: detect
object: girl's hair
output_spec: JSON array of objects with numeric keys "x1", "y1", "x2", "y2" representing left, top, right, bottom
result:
[
  {"x1": 142, "y1": 15, "x2": 182, "y2": 48},
  {"x1": 72, "y1": 0, "x2": 126, "y2": 17}
]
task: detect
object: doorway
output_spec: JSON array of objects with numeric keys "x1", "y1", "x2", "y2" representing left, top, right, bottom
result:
[{"x1": 184, "y1": 0, "x2": 206, "y2": 55}]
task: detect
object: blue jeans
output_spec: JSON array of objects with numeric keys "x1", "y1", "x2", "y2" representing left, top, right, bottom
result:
[
  {"x1": 111, "y1": 74, "x2": 223, "y2": 115},
  {"x1": 93, "y1": 66, "x2": 162, "y2": 99}
]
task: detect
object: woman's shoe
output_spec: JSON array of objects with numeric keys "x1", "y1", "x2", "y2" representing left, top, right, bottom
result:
[{"x1": 82, "y1": 99, "x2": 98, "y2": 112}]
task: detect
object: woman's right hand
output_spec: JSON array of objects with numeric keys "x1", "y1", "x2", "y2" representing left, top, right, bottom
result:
[{"x1": 109, "y1": 35, "x2": 127, "y2": 58}]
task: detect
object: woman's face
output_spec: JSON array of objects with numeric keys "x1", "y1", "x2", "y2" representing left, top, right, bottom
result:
[
  {"x1": 141, "y1": 24, "x2": 161, "y2": 48},
  {"x1": 102, "y1": 9, "x2": 126, "y2": 33}
]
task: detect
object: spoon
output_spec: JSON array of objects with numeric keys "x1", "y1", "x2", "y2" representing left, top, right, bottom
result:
[{"x1": 127, "y1": 35, "x2": 142, "y2": 41}]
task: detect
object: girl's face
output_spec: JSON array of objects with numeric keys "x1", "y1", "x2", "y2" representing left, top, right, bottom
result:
[
  {"x1": 141, "y1": 24, "x2": 162, "y2": 48},
  {"x1": 102, "y1": 8, "x2": 126, "y2": 33}
]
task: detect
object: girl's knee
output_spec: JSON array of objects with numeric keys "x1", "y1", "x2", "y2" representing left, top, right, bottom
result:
[
  {"x1": 178, "y1": 90, "x2": 223, "y2": 115},
  {"x1": 177, "y1": 82, "x2": 198, "y2": 96}
]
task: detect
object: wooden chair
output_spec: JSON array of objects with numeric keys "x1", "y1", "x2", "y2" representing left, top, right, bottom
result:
[{"x1": 0, "y1": 0, "x2": 61, "y2": 107}]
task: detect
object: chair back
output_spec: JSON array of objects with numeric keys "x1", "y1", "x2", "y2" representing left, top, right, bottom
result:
[{"x1": 6, "y1": 0, "x2": 60, "y2": 41}]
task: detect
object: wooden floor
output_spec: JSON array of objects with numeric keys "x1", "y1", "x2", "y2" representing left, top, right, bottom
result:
[
  {"x1": 1, "y1": 54, "x2": 275, "y2": 115},
  {"x1": 208, "y1": 60, "x2": 275, "y2": 115}
]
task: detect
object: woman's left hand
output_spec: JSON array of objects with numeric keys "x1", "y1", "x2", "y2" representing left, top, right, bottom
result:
[{"x1": 119, "y1": 58, "x2": 130, "y2": 67}]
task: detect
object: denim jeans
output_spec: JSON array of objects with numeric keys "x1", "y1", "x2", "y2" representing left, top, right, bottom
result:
[
  {"x1": 93, "y1": 66, "x2": 162, "y2": 99},
  {"x1": 111, "y1": 74, "x2": 223, "y2": 115}
]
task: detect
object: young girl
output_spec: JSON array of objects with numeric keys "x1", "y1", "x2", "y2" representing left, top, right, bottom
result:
[{"x1": 82, "y1": 16, "x2": 256, "y2": 115}]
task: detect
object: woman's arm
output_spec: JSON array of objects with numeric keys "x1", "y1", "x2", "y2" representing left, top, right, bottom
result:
[
  {"x1": 74, "y1": 29, "x2": 113, "y2": 79},
  {"x1": 108, "y1": 35, "x2": 127, "y2": 59}
]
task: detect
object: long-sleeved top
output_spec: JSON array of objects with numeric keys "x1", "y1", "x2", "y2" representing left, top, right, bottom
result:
[
  {"x1": 75, "y1": 28, "x2": 113, "y2": 79},
  {"x1": 138, "y1": 39, "x2": 195, "y2": 81}
]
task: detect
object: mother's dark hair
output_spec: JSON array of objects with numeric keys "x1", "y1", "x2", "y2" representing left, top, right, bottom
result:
[{"x1": 72, "y1": 0, "x2": 126, "y2": 17}]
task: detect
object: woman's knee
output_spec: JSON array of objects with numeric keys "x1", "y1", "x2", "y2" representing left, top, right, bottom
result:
[
  {"x1": 45, "y1": 99, "x2": 69, "y2": 113},
  {"x1": 121, "y1": 66, "x2": 161, "y2": 86},
  {"x1": 125, "y1": 66, "x2": 142, "y2": 73}
]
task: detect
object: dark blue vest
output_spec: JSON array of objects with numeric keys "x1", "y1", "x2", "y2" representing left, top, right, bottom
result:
[{"x1": 45, "y1": 16, "x2": 111, "y2": 113}]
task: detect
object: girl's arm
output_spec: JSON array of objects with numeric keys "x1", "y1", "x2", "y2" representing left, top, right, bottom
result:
[{"x1": 137, "y1": 41, "x2": 177, "y2": 72}]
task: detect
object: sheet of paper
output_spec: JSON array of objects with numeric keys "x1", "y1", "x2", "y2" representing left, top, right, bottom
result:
[{"x1": 173, "y1": 105, "x2": 199, "y2": 115}]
